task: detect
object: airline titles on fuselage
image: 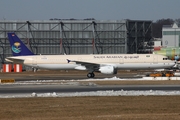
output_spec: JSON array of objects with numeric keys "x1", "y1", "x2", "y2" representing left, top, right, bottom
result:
[{"x1": 93, "y1": 55, "x2": 139, "y2": 59}]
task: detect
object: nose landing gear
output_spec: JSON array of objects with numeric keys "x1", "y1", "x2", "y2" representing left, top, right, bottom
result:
[{"x1": 87, "y1": 72, "x2": 95, "y2": 78}]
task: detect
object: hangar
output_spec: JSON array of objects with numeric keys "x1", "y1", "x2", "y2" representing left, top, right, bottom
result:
[{"x1": 0, "y1": 19, "x2": 152, "y2": 68}]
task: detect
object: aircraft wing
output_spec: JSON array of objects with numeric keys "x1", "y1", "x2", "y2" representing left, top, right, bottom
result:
[{"x1": 67, "y1": 59, "x2": 100, "y2": 70}]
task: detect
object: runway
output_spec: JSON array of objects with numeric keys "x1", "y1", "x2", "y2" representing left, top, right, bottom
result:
[{"x1": 1, "y1": 84, "x2": 180, "y2": 94}]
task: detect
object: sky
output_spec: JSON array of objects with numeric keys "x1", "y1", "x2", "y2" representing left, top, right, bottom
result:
[{"x1": 0, "y1": 0, "x2": 180, "y2": 22}]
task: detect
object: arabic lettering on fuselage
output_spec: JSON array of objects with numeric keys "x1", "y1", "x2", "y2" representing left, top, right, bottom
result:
[{"x1": 93, "y1": 55, "x2": 139, "y2": 59}]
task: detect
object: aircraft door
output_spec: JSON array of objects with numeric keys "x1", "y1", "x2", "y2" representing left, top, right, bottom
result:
[
  {"x1": 32, "y1": 56, "x2": 37, "y2": 67},
  {"x1": 153, "y1": 55, "x2": 158, "y2": 63}
]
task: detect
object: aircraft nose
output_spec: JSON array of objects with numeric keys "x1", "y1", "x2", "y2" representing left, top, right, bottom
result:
[{"x1": 173, "y1": 61, "x2": 177, "y2": 66}]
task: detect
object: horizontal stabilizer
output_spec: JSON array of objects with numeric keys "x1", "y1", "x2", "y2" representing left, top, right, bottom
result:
[{"x1": 5, "y1": 57, "x2": 24, "y2": 64}]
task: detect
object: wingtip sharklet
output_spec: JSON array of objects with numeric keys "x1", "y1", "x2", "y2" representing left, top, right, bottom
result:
[{"x1": 67, "y1": 59, "x2": 71, "y2": 63}]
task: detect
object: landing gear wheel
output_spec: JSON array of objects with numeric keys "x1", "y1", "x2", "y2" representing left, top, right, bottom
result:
[
  {"x1": 91, "y1": 73, "x2": 95, "y2": 78},
  {"x1": 32, "y1": 68, "x2": 37, "y2": 72},
  {"x1": 87, "y1": 73, "x2": 95, "y2": 78},
  {"x1": 87, "y1": 73, "x2": 91, "y2": 78}
]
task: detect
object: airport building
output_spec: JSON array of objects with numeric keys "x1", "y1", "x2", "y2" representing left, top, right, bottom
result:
[
  {"x1": 0, "y1": 19, "x2": 152, "y2": 68},
  {"x1": 162, "y1": 23, "x2": 180, "y2": 47}
]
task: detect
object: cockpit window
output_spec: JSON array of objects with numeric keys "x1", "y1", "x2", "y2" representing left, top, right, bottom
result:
[{"x1": 163, "y1": 58, "x2": 168, "y2": 60}]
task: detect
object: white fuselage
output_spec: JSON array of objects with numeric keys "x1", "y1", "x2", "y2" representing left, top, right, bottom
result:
[{"x1": 6, "y1": 54, "x2": 175, "y2": 70}]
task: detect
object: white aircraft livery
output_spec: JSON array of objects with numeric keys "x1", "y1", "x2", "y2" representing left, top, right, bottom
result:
[{"x1": 6, "y1": 33, "x2": 175, "y2": 78}]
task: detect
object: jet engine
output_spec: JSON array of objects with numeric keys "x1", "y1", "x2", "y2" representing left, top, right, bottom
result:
[{"x1": 99, "y1": 66, "x2": 117, "y2": 74}]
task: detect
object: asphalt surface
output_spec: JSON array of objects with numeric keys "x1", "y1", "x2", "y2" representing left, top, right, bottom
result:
[
  {"x1": 1, "y1": 71, "x2": 180, "y2": 94},
  {"x1": 1, "y1": 84, "x2": 180, "y2": 94},
  {"x1": 0, "y1": 70, "x2": 141, "y2": 81}
]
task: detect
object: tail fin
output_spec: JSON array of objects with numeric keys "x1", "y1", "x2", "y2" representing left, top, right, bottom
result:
[{"x1": 7, "y1": 32, "x2": 34, "y2": 56}]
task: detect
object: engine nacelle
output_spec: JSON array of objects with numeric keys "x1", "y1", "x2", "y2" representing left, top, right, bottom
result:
[{"x1": 99, "y1": 66, "x2": 117, "y2": 74}]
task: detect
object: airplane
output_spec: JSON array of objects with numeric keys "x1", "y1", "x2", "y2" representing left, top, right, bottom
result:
[
  {"x1": 5, "y1": 32, "x2": 175, "y2": 78},
  {"x1": 153, "y1": 47, "x2": 180, "y2": 69},
  {"x1": 153, "y1": 47, "x2": 180, "y2": 61}
]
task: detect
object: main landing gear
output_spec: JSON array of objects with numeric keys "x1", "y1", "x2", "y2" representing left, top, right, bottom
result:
[{"x1": 87, "y1": 72, "x2": 95, "y2": 78}]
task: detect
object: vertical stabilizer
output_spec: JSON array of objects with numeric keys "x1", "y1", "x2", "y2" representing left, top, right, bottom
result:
[{"x1": 7, "y1": 33, "x2": 34, "y2": 56}]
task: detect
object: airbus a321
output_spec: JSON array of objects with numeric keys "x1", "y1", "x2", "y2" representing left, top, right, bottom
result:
[{"x1": 5, "y1": 33, "x2": 175, "y2": 78}]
